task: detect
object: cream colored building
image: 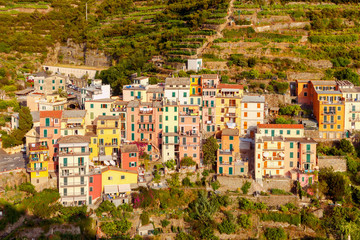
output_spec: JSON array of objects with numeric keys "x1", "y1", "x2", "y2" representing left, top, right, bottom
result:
[
  {"x1": 123, "y1": 85, "x2": 148, "y2": 102},
  {"x1": 162, "y1": 99, "x2": 180, "y2": 162},
  {"x1": 240, "y1": 95, "x2": 265, "y2": 137},
  {"x1": 33, "y1": 73, "x2": 66, "y2": 95},
  {"x1": 58, "y1": 135, "x2": 90, "y2": 206},
  {"x1": 61, "y1": 110, "x2": 86, "y2": 136},
  {"x1": 84, "y1": 98, "x2": 116, "y2": 126}
]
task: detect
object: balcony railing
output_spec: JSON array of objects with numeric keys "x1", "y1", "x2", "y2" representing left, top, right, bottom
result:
[
  {"x1": 263, "y1": 166, "x2": 285, "y2": 169},
  {"x1": 62, "y1": 192, "x2": 87, "y2": 197},
  {"x1": 41, "y1": 134, "x2": 53, "y2": 139},
  {"x1": 302, "y1": 150, "x2": 314, "y2": 154},
  {"x1": 225, "y1": 113, "x2": 238, "y2": 117},
  {"x1": 263, "y1": 157, "x2": 284, "y2": 161},
  {"x1": 59, "y1": 151, "x2": 90, "y2": 156},
  {"x1": 219, "y1": 150, "x2": 233, "y2": 155},
  {"x1": 179, "y1": 111, "x2": 199, "y2": 116},
  {"x1": 138, "y1": 128, "x2": 154, "y2": 133},
  {"x1": 137, "y1": 120, "x2": 154, "y2": 124},
  {"x1": 60, "y1": 172, "x2": 87, "y2": 177},
  {"x1": 179, "y1": 131, "x2": 198, "y2": 136},
  {"x1": 60, "y1": 181, "x2": 87, "y2": 187},
  {"x1": 139, "y1": 110, "x2": 153, "y2": 115},
  {"x1": 349, "y1": 117, "x2": 360, "y2": 122},
  {"x1": 60, "y1": 163, "x2": 86, "y2": 168},
  {"x1": 111, "y1": 107, "x2": 127, "y2": 112},
  {"x1": 29, "y1": 145, "x2": 49, "y2": 152},
  {"x1": 224, "y1": 104, "x2": 238, "y2": 108},
  {"x1": 27, "y1": 167, "x2": 47, "y2": 172}
]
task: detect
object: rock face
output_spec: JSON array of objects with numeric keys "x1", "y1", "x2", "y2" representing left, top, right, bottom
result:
[{"x1": 57, "y1": 39, "x2": 111, "y2": 67}]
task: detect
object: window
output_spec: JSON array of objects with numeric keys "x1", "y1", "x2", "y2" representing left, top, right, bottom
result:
[
  {"x1": 181, "y1": 117, "x2": 185, "y2": 123},
  {"x1": 257, "y1": 103, "x2": 260, "y2": 108},
  {"x1": 229, "y1": 136, "x2": 234, "y2": 140},
  {"x1": 90, "y1": 104, "x2": 94, "y2": 108},
  {"x1": 131, "y1": 124, "x2": 135, "y2": 131},
  {"x1": 290, "y1": 161, "x2": 293, "y2": 167},
  {"x1": 337, "y1": 115, "x2": 341, "y2": 120},
  {"x1": 287, "y1": 130, "x2": 290, "y2": 135},
  {"x1": 280, "y1": 130, "x2": 283, "y2": 134},
  {"x1": 290, "y1": 152, "x2": 294, "y2": 158},
  {"x1": 93, "y1": 138, "x2": 97, "y2": 144},
  {"x1": 131, "y1": 91, "x2": 134, "y2": 96},
  {"x1": 244, "y1": 103, "x2": 248, "y2": 108},
  {"x1": 257, "y1": 112, "x2": 260, "y2": 117},
  {"x1": 81, "y1": 147, "x2": 85, "y2": 153},
  {"x1": 64, "y1": 130, "x2": 68, "y2": 136},
  {"x1": 219, "y1": 156, "x2": 223, "y2": 163},
  {"x1": 338, "y1": 107, "x2": 341, "y2": 111},
  {"x1": 290, "y1": 142, "x2": 294, "y2": 148},
  {"x1": 193, "y1": 137, "x2": 196, "y2": 143},
  {"x1": 192, "y1": 118, "x2": 196, "y2": 123},
  {"x1": 330, "y1": 125, "x2": 334, "y2": 129},
  {"x1": 244, "y1": 112, "x2": 248, "y2": 117},
  {"x1": 165, "y1": 116, "x2": 168, "y2": 121},
  {"x1": 337, "y1": 125, "x2": 341, "y2": 129},
  {"x1": 131, "y1": 133, "x2": 135, "y2": 141},
  {"x1": 54, "y1": 129, "x2": 58, "y2": 134},
  {"x1": 183, "y1": 92, "x2": 187, "y2": 97},
  {"x1": 108, "y1": 176, "x2": 113, "y2": 180},
  {"x1": 121, "y1": 175, "x2": 125, "y2": 179},
  {"x1": 165, "y1": 107, "x2": 168, "y2": 112},
  {"x1": 159, "y1": 124, "x2": 162, "y2": 129},
  {"x1": 45, "y1": 118, "x2": 50, "y2": 127},
  {"x1": 244, "y1": 122, "x2": 247, "y2": 129},
  {"x1": 100, "y1": 130, "x2": 104, "y2": 134},
  {"x1": 172, "y1": 92, "x2": 176, "y2": 97},
  {"x1": 304, "y1": 92, "x2": 307, "y2": 96},
  {"x1": 90, "y1": 187, "x2": 93, "y2": 192},
  {"x1": 193, "y1": 154, "x2": 197, "y2": 158}
]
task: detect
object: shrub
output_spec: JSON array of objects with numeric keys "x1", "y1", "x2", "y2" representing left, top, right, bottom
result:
[
  {"x1": 237, "y1": 214, "x2": 252, "y2": 229},
  {"x1": 211, "y1": 180, "x2": 220, "y2": 191},
  {"x1": 180, "y1": 156, "x2": 196, "y2": 167},
  {"x1": 18, "y1": 182, "x2": 36, "y2": 195},
  {"x1": 161, "y1": 219, "x2": 170, "y2": 228},
  {"x1": 241, "y1": 181, "x2": 251, "y2": 194},
  {"x1": 271, "y1": 188, "x2": 292, "y2": 195},
  {"x1": 218, "y1": 219, "x2": 236, "y2": 234},
  {"x1": 280, "y1": 205, "x2": 288, "y2": 212},
  {"x1": 202, "y1": 170, "x2": 209, "y2": 177},
  {"x1": 182, "y1": 177, "x2": 192, "y2": 187},
  {"x1": 239, "y1": 198, "x2": 254, "y2": 211},
  {"x1": 140, "y1": 211, "x2": 150, "y2": 225},
  {"x1": 260, "y1": 212, "x2": 301, "y2": 226},
  {"x1": 264, "y1": 227, "x2": 287, "y2": 240}
]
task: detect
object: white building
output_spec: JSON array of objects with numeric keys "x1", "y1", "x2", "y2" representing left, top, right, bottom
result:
[
  {"x1": 43, "y1": 65, "x2": 98, "y2": 79},
  {"x1": 187, "y1": 58, "x2": 202, "y2": 72},
  {"x1": 58, "y1": 135, "x2": 90, "y2": 206},
  {"x1": 240, "y1": 95, "x2": 265, "y2": 137},
  {"x1": 133, "y1": 76, "x2": 149, "y2": 86},
  {"x1": 80, "y1": 82, "x2": 111, "y2": 107},
  {"x1": 337, "y1": 81, "x2": 360, "y2": 135},
  {"x1": 164, "y1": 78, "x2": 190, "y2": 105},
  {"x1": 11, "y1": 113, "x2": 19, "y2": 129}
]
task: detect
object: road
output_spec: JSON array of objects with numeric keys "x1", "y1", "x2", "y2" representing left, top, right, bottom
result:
[{"x1": 0, "y1": 152, "x2": 26, "y2": 172}]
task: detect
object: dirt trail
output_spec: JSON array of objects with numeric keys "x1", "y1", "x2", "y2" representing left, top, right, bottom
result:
[{"x1": 198, "y1": 0, "x2": 235, "y2": 56}]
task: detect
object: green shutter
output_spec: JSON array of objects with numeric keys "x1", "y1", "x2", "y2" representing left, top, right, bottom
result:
[
  {"x1": 290, "y1": 142, "x2": 293, "y2": 148},
  {"x1": 45, "y1": 118, "x2": 50, "y2": 126},
  {"x1": 219, "y1": 156, "x2": 223, "y2": 163},
  {"x1": 219, "y1": 167, "x2": 223, "y2": 174},
  {"x1": 129, "y1": 162, "x2": 131, "y2": 167},
  {"x1": 64, "y1": 158, "x2": 67, "y2": 167},
  {"x1": 229, "y1": 167, "x2": 233, "y2": 175}
]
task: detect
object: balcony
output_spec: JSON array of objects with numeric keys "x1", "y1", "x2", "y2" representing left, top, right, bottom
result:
[
  {"x1": 320, "y1": 100, "x2": 343, "y2": 105},
  {"x1": 179, "y1": 111, "x2": 199, "y2": 116},
  {"x1": 137, "y1": 120, "x2": 154, "y2": 124},
  {"x1": 263, "y1": 166, "x2": 285, "y2": 170},
  {"x1": 111, "y1": 107, "x2": 127, "y2": 112},
  {"x1": 225, "y1": 113, "x2": 238, "y2": 117},
  {"x1": 349, "y1": 117, "x2": 360, "y2": 122},
  {"x1": 139, "y1": 109, "x2": 153, "y2": 115},
  {"x1": 29, "y1": 143, "x2": 49, "y2": 152},
  {"x1": 322, "y1": 111, "x2": 336, "y2": 115},
  {"x1": 62, "y1": 192, "x2": 87, "y2": 197},
  {"x1": 60, "y1": 172, "x2": 87, "y2": 178},
  {"x1": 263, "y1": 156, "x2": 284, "y2": 161},
  {"x1": 66, "y1": 124, "x2": 83, "y2": 129},
  {"x1": 59, "y1": 151, "x2": 90, "y2": 156},
  {"x1": 302, "y1": 150, "x2": 314, "y2": 154},
  {"x1": 138, "y1": 128, "x2": 154, "y2": 133},
  {"x1": 263, "y1": 148, "x2": 284, "y2": 151},
  {"x1": 216, "y1": 93, "x2": 240, "y2": 98},
  {"x1": 60, "y1": 163, "x2": 86, "y2": 168},
  {"x1": 179, "y1": 130, "x2": 198, "y2": 136},
  {"x1": 60, "y1": 181, "x2": 87, "y2": 187},
  {"x1": 41, "y1": 134, "x2": 53, "y2": 139},
  {"x1": 219, "y1": 149, "x2": 232, "y2": 155},
  {"x1": 27, "y1": 167, "x2": 47, "y2": 172}
]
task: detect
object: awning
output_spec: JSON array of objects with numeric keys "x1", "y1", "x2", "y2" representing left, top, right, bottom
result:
[
  {"x1": 118, "y1": 184, "x2": 131, "y2": 193},
  {"x1": 104, "y1": 185, "x2": 118, "y2": 194},
  {"x1": 67, "y1": 118, "x2": 83, "y2": 123}
]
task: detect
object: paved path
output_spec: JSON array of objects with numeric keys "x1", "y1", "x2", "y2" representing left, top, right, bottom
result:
[{"x1": 0, "y1": 152, "x2": 26, "y2": 172}]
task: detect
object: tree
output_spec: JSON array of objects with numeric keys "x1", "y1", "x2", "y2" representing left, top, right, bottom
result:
[
  {"x1": 187, "y1": 191, "x2": 218, "y2": 225},
  {"x1": 18, "y1": 106, "x2": 32, "y2": 134},
  {"x1": 202, "y1": 137, "x2": 219, "y2": 166},
  {"x1": 241, "y1": 181, "x2": 251, "y2": 194},
  {"x1": 237, "y1": 214, "x2": 252, "y2": 229},
  {"x1": 319, "y1": 168, "x2": 350, "y2": 201},
  {"x1": 339, "y1": 139, "x2": 354, "y2": 154},
  {"x1": 180, "y1": 156, "x2": 196, "y2": 167},
  {"x1": 18, "y1": 182, "x2": 36, "y2": 195},
  {"x1": 264, "y1": 227, "x2": 287, "y2": 240},
  {"x1": 334, "y1": 68, "x2": 360, "y2": 86}
]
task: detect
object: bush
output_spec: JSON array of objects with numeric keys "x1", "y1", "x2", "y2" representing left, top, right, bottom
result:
[
  {"x1": 180, "y1": 156, "x2": 196, "y2": 167},
  {"x1": 334, "y1": 68, "x2": 360, "y2": 86},
  {"x1": 202, "y1": 170, "x2": 209, "y2": 177},
  {"x1": 18, "y1": 182, "x2": 36, "y2": 195},
  {"x1": 331, "y1": 57, "x2": 351, "y2": 67},
  {"x1": 271, "y1": 188, "x2": 292, "y2": 195},
  {"x1": 241, "y1": 181, "x2": 251, "y2": 194},
  {"x1": 161, "y1": 219, "x2": 170, "y2": 228},
  {"x1": 264, "y1": 227, "x2": 287, "y2": 240},
  {"x1": 211, "y1": 180, "x2": 220, "y2": 191},
  {"x1": 260, "y1": 212, "x2": 301, "y2": 226},
  {"x1": 182, "y1": 177, "x2": 192, "y2": 187},
  {"x1": 237, "y1": 214, "x2": 252, "y2": 229},
  {"x1": 218, "y1": 219, "x2": 236, "y2": 234},
  {"x1": 140, "y1": 211, "x2": 150, "y2": 225}
]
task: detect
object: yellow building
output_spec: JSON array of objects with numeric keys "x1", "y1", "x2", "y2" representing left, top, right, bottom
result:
[
  {"x1": 215, "y1": 84, "x2": 243, "y2": 131},
  {"x1": 95, "y1": 115, "x2": 122, "y2": 162},
  {"x1": 27, "y1": 142, "x2": 49, "y2": 186},
  {"x1": 61, "y1": 110, "x2": 86, "y2": 136},
  {"x1": 190, "y1": 75, "x2": 202, "y2": 96},
  {"x1": 313, "y1": 90, "x2": 345, "y2": 139},
  {"x1": 101, "y1": 166, "x2": 138, "y2": 191},
  {"x1": 86, "y1": 131, "x2": 98, "y2": 161}
]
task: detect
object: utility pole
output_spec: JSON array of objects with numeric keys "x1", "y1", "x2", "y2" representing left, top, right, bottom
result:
[{"x1": 85, "y1": 2, "x2": 88, "y2": 21}]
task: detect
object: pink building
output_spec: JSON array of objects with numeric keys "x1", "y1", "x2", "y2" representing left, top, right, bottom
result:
[
  {"x1": 178, "y1": 105, "x2": 201, "y2": 165},
  {"x1": 39, "y1": 110, "x2": 62, "y2": 171},
  {"x1": 202, "y1": 74, "x2": 219, "y2": 136},
  {"x1": 126, "y1": 101, "x2": 162, "y2": 161}
]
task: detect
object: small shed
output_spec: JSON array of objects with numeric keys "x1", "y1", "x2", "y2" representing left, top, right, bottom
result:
[{"x1": 137, "y1": 224, "x2": 154, "y2": 237}]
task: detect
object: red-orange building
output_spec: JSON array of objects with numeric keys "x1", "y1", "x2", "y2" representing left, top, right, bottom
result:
[
  {"x1": 120, "y1": 144, "x2": 139, "y2": 172},
  {"x1": 89, "y1": 169, "x2": 102, "y2": 204},
  {"x1": 39, "y1": 110, "x2": 62, "y2": 171}
]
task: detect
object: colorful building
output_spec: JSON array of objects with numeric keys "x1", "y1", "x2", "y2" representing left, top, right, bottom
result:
[
  {"x1": 120, "y1": 144, "x2": 139, "y2": 172},
  {"x1": 39, "y1": 110, "x2": 62, "y2": 171},
  {"x1": 101, "y1": 166, "x2": 138, "y2": 192},
  {"x1": 164, "y1": 78, "x2": 190, "y2": 105},
  {"x1": 123, "y1": 84, "x2": 148, "y2": 102},
  {"x1": 58, "y1": 135, "x2": 91, "y2": 206},
  {"x1": 178, "y1": 105, "x2": 201, "y2": 165},
  {"x1": 240, "y1": 96, "x2": 265, "y2": 137},
  {"x1": 254, "y1": 124, "x2": 318, "y2": 186},
  {"x1": 215, "y1": 84, "x2": 243, "y2": 131},
  {"x1": 201, "y1": 74, "x2": 219, "y2": 136},
  {"x1": 61, "y1": 110, "x2": 86, "y2": 136},
  {"x1": 27, "y1": 142, "x2": 49, "y2": 186},
  {"x1": 84, "y1": 98, "x2": 117, "y2": 126},
  {"x1": 190, "y1": 75, "x2": 202, "y2": 96},
  {"x1": 162, "y1": 100, "x2": 180, "y2": 162},
  {"x1": 89, "y1": 168, "x2": 102, "y2": 205}
]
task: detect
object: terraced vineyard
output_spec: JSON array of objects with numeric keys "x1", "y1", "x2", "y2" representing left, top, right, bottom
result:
[{"x1": 201, "y1": 1, "x2": 360, "y2": 84}]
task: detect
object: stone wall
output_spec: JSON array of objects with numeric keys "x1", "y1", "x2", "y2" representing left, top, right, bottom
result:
[
  {"x1": 288, "y1": 72, "x2": 324, "y2": 80},
  {"x1": 0, "y1": 169, "x2": 28, "y2": 188},
  {"x1": 255, "y1": 22, "x2": 309, "y2": 33}
]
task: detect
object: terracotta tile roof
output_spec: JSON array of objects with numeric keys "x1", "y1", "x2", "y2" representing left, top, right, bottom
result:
[
  {"x1": 217, "y1": 84, "x2": 243, "y2": 89},
  {"x1": 57, "y1": 135, "x2": 90, "y2": 144},
  {"x1": 121, "y1": 144, "x2": 139, "y2": 153},
  {"x1": 40, "y1": 110, "x2": 62, "y2": 119},
  {"x1": 222, "y1": 128, "x2": 239, "y2": 136},
  {"x1": 257, "y1": 124, "x2": 304, "y2": 129}
]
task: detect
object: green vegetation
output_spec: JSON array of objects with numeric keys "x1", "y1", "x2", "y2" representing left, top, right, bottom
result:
[
  {"x1": 241, "y1": 181, "x2": 251, "y2": 194},
  {"x1": 202, "y1": 136, "x2": 219, "y2": 167},
  {"x1": 260, "y1": 212, "x2": 301, "y2": 226}
]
